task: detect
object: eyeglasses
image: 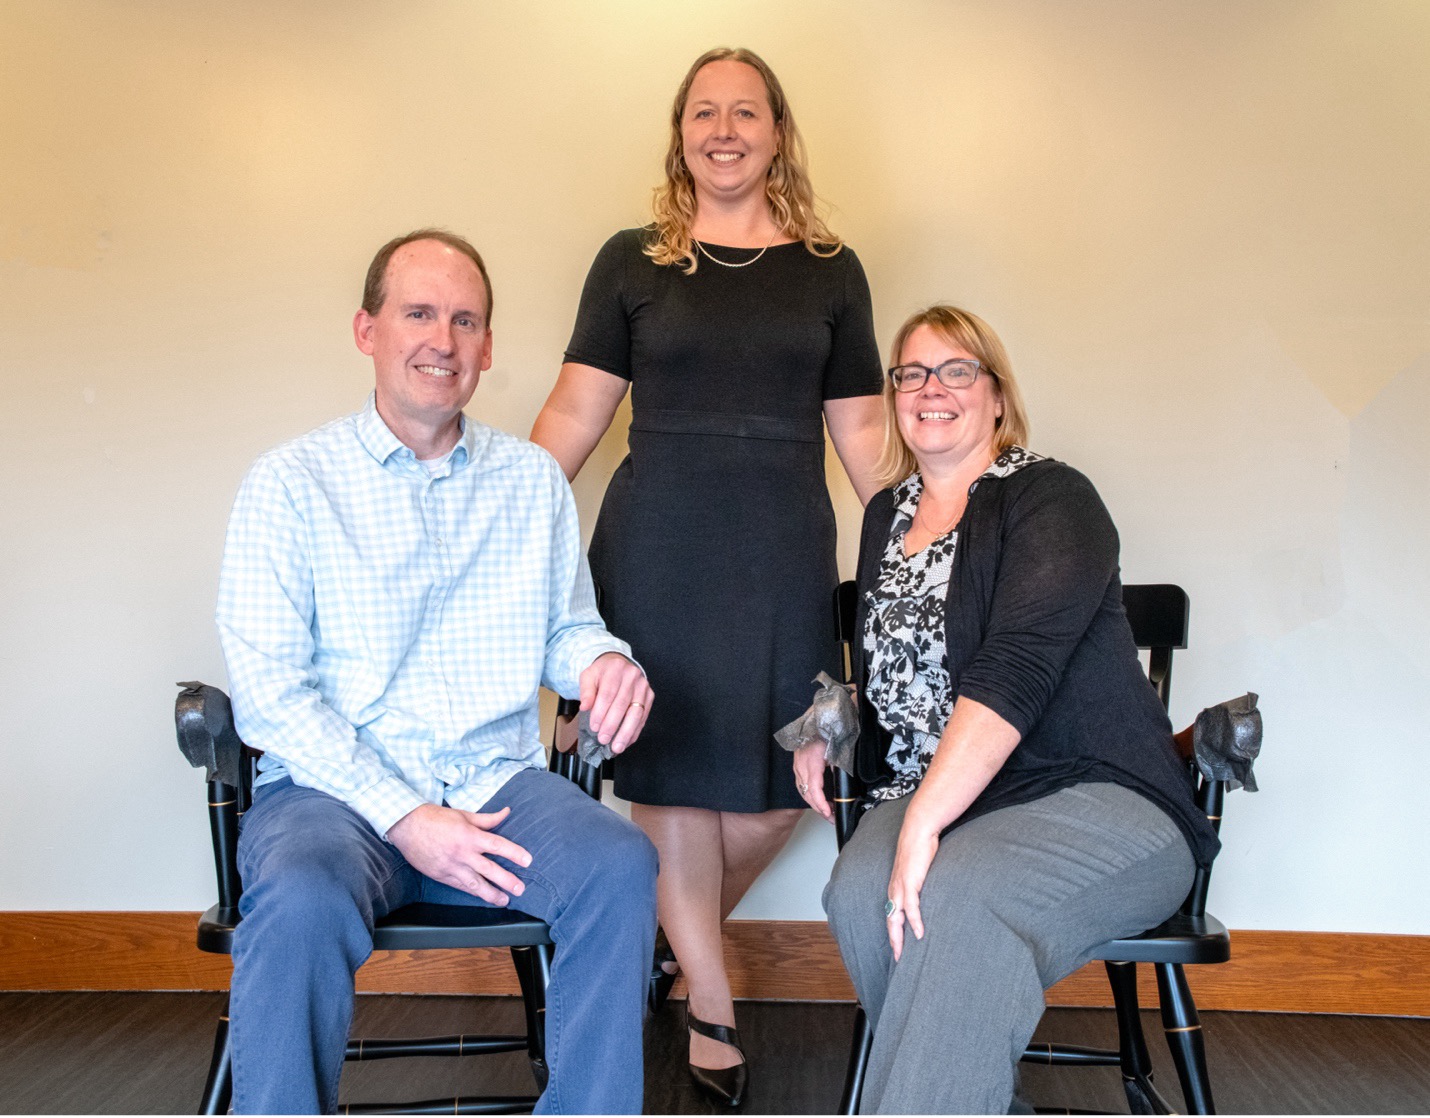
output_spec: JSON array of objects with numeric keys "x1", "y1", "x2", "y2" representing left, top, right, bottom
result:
[{"x1": 888, "y1": 359, "x2": 983, "y2": 392}]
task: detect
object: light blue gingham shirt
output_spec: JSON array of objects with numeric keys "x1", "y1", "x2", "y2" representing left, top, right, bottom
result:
[{"x1": 216, "y1": 395, "x2": 632, "y2": 838}]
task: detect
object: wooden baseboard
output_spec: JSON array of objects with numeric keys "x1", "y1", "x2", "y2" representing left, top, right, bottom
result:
[{"x1": 1, "y1": 913, "x2": 1425, "y2": 1017}]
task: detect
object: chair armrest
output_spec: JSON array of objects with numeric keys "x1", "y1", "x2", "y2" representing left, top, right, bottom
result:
[
  {"x1": 833, "y1": 768, "x2": 866, "y2": 852},
  {"x1": 1172, "y1": 723, "x2": 1195, "y2": 763},
  {"x1": 176, "y1": 682, "x2": 246, "y2": 911},
  {"x1": 176, "y1": 681, "x2": 247, "y2": 787}
]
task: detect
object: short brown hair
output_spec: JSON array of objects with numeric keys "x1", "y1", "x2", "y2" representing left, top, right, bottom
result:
[
  {"x1": 361, "y1": 229, "x2": 493, "y2": 322},
  {"x1": 874, "y1": 305, "x2": 1031, "y2": 488}
]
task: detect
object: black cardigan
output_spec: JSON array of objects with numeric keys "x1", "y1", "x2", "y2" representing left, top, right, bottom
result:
[{"x1": 852, "y1": 458, "x2": 1221, "y2": 869}]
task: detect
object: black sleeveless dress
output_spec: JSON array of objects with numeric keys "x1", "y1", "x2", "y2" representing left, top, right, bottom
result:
[{"x1": 564, "y1": 229, "x2": 882, "y2": 811}]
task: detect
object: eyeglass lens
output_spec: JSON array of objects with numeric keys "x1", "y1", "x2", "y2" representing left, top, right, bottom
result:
[{"x1": 889, "y1": 360, "x2": 979, "y2": 391}]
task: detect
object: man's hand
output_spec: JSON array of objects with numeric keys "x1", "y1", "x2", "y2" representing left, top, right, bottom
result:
[
  {"x1": 579, "y1": 652, "x2": 652, "y2": 754},
  {"x1": 387, "y1": 803, "x2": 533, "y2": 906},
  {"x1": 793, "y1": 741, "x2": 833, "y2": 821}
]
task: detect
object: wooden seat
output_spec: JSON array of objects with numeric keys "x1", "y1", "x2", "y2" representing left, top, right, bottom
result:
[{"x1": 833, "y1": 582, "x2": 1239, "y2": 1115}]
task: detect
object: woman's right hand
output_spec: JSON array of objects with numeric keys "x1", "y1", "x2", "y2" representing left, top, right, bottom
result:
[
  {"x1": 793, "y1": 741, "x2": 833, "y2": 821},
  {"x1": 885, "y1": 806, "x2": 939, "y2": 961}
]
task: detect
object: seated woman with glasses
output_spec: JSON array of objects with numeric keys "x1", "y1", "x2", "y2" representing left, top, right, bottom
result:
[{"x1": 794, "y1": 305, "x2": 1220, "y2": 1114}]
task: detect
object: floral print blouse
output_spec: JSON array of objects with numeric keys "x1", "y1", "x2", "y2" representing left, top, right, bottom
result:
[{"x1": 863, "y1": 446, "x2": 1045, "y2": 800}]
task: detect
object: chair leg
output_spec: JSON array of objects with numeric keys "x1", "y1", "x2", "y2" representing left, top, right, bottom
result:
[
  {"x1": 511, "y1": 944, "x2": 552, "y2": 1091},
  {"x1": 198, "y1": 996, "x2": 233, "y2": 1115},
  {"x1": 838, "y1": 1005, "x2": 873, "y2": 1115},
  {"x1": 1155, "y1": 963, "x2": 1215, "y2": 1115},
  {"x1": 1106, "y1": 961, "x2": 1178, "y2": 1115}
]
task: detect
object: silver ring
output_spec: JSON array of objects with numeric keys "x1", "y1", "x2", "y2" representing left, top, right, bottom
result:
[
  {"x1": 885, "y1": 899, "x2": 900, "y2": 919},
  {"x1": 798, "y1": 782, "x2": 809, "y2": 795}
]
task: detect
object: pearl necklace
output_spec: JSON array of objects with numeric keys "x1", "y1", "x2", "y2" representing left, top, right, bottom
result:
[{"x1": 694, "y1": 229, "x2": 779, "y2": 268}]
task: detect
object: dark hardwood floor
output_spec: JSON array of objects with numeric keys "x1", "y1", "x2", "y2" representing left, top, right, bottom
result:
[{"x1": 1, "y1": 992, "x2": 1427, "y2": 1114}]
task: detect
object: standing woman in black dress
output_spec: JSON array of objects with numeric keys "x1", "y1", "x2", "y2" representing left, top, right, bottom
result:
[{"x1": 530, "y1": 47, "x2": 884, "y2": 1106}]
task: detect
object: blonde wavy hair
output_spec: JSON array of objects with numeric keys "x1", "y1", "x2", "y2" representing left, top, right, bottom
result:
[
  {"x1": 874, "y1": 305, "x2": 1032, "y2": 489},
  {"x1": 647, "y1": 47, "x2": 840, "y2": 273}
]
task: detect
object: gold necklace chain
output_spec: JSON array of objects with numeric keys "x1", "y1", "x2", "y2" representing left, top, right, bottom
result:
[
  {"x1": 694, "y1": 228, "x2": 779, "y2": 268},
  {"x1": 914, "y1": 498, "x2": 963, "y2": 537},
  {"x1": 915, "y1": 452, "x2": 998, "y2": 537}
]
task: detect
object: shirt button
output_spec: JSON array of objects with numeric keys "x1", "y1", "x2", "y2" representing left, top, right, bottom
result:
[{"x1": 435, "y1": 537, "x2": 444, "y2": 547}]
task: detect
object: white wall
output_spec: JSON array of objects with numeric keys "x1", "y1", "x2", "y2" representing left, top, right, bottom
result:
[{"x1": 1, "y1": 0, "x2": 1426, "y2": 934}]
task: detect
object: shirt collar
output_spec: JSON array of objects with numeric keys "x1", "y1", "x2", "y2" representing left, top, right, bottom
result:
[
  {"x1": 892, "y1": 471, "x2": 923, "y2": 522},
  {"x1": 355, "y1": 393, "x2": 405, "y2": 464},
  {"x1": 893, "y1": 446, "x2": 1044, "y2": 520},
  {"x1": 453, "y1": 409, "x2": 493, "y2": 471},
  {"x1": 354, "y1": 392, "x2": 486, "y2": 471}
]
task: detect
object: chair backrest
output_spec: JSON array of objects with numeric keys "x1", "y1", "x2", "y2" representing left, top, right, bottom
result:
[
  {"x1": 1118, "y1": 584, "x2": 1221, "y2": 917},
  {"x1": 831, "y1": 580, "x2": 1223, "y2": 918},
  {"x1": 1121, "y1": 583, "x2": 1188, "y2": 711},
  {"x1": 548, "y1": 696, "x2": 604, "y2": 799}
]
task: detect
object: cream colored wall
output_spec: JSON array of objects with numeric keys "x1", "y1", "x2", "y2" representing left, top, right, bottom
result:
[{"x1": 1, "y1": 0, "x2": 1425, "y2": 933}]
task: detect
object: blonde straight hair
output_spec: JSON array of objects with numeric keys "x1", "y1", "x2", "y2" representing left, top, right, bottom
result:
[
  {"x1": 873, "y1": 306, "x2": 1032, "y2": 489},
  {"x1": 647, "y1": 47, "x2": 840, "y2": 273}
]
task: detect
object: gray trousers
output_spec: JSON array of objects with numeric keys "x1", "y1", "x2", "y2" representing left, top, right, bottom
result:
[{"x1": 824, "y1": 782, "x2": 1195, "y2": 1115}]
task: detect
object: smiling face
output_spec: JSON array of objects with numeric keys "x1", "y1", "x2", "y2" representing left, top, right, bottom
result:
[
  {"x1": 893, "y1": 324, "x2": 1004, "y2": 472},
  {"x1": 353, "y1": 238, "x2": 493, "y2": 454},
  {"x1": 680, "y1": 59, "x2": 781, "y2": 209}
]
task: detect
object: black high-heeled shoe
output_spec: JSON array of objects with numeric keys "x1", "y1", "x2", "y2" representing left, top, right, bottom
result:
[
  {"x1": 648, "y1": 928, "x2": 679, "y2": 1013},
  {"x1": 686, "y1": 1008, "x2": 748, "y2": 1108}
]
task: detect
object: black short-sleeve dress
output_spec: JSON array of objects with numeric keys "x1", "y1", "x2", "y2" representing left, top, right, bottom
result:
[{"x1": 564, "y1": 228, "x2": 883, "y2": 812}]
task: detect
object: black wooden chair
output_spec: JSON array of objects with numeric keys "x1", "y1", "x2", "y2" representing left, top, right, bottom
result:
[
  {"x1": 175, "y1": 683, "x2": 595, "y2": 1115},
  {"x1": 831, "y1": 582, "x2": 1234, "y2": 1115}
]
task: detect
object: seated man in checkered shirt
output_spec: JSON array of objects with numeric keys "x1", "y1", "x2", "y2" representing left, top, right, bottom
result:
[{"x1": 215, "y1": 229, "x2": 657, "y2": 1116}]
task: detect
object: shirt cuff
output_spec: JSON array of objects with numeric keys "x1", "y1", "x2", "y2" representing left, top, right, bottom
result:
[
  {"x1": 348, "y1": 774, "x2": 431, "y2": 841},
  {"x1": 549, "y1": 632, "x2": 639, "y2": 698}
]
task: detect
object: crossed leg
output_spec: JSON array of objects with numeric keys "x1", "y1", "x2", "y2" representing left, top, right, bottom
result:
[{"x1": 631, "y1": 803, "x2": 803, "y2": 1069}]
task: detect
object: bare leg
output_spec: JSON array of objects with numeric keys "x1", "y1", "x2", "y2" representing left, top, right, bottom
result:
[
  {"x1": 718, "y1": 808, "x2": 802, "y2": 920},
  {"x1": 631, "y1": 804, "x2": 802, "y2": 1070}
]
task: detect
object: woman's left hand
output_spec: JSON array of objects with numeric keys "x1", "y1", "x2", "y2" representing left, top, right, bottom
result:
[{"x1": 886, "y1": 810, "x2": 940, "y2": 961}]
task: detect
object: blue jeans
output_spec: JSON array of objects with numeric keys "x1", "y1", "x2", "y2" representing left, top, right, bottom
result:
[{"x1": 230, "y1": 768, "x2": 658, "y2": 1115}]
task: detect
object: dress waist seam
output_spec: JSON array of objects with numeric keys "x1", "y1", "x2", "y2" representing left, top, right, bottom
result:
[{"x1": 629, "y1": 408, "x2": 824, "y2": 445}]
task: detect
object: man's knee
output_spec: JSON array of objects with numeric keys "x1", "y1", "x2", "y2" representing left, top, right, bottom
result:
[
  {"x1": 591, "y1": 812, "x2": 659, "y2": 898},
  {"x1": 237, "y1": 787, "x2": 392, "y2": 955},
  {"x1": 238, "y1": 849, "x2": 379, "y2": 962},
  {"x1": 557, "y1": 809, "x2": 658, "y2": 942}
]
